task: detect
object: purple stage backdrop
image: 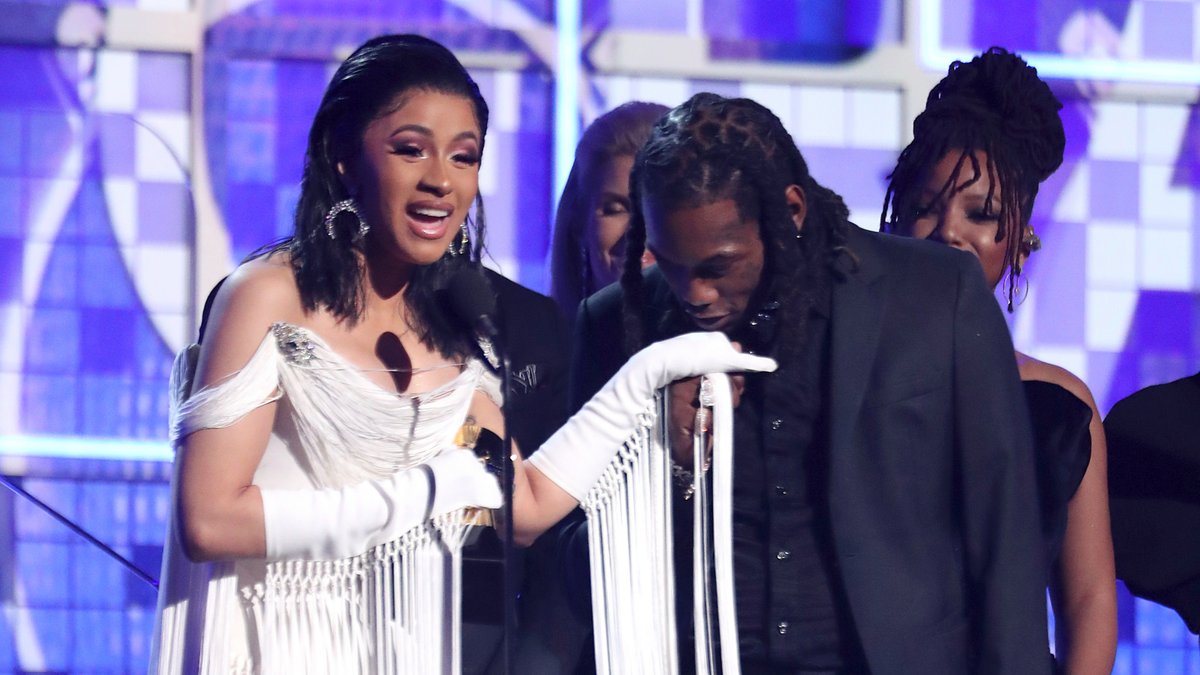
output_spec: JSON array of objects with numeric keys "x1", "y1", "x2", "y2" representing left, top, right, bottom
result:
[{"x1": 0, "y1": 0, "x2": 1196, "y2": 672}]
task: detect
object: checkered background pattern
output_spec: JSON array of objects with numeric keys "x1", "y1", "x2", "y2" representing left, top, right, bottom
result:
[
  {"x1": 1020, "y1": 98, "x2": 1200, "y2": 414},
  {"x1": 0, "y1": 40, "x2": 184, "y2": 671},
  {"x1": 0, "y1": 46, "x2": 190, "y2": 443}
]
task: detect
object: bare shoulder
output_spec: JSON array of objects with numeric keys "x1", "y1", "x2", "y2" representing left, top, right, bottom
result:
[
  {"x1": 195, "y1": 253, "x2": 304, "y2": 386},
  {"x1": 216, "y1": 253, "x2": 301, "y2": 320},
  {"x1": 1016, "y1": 351, "x2": 1099, "y2": 413}
]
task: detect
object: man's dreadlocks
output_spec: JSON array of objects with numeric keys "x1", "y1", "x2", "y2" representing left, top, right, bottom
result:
[{"x1": 621, "y1": 92, "x2": 855, "y2": 363}]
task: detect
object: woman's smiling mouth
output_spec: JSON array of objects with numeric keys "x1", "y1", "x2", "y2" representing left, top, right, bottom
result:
[{"x1": 406, "y1": 202, "x2": 454, "y2": 239}]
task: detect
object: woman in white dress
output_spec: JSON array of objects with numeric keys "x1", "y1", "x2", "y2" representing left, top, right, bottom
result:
[{"x1": 151, "y1": 34, "x2": 774, "y2": 675}]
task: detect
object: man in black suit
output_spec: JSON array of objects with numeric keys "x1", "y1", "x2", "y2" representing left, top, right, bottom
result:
[{"x1": 566, "y1": 94, "x2": 1050, "y2": 674}]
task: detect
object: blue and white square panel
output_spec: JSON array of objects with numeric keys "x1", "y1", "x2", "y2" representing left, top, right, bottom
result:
[
  {"x1": 0, "y1": 45, "x2": 184, "y2": 460},
  {"x1": 472, "y1": 68, "x2": 546, "y2": 287},
  {"x1": 95, "y1": 49, "x2": 192, "y2": 353},
  {"x1": 1012, "y1": 96, "x2": 1200, "y2": 412}
]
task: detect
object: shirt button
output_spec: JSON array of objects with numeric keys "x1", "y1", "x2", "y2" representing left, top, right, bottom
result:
[
  {"x1": 775, "y1": 485, "x2": 788, "y2": 496},
  {"x1": 776, "y1": 549, "x2": 791, "y2": 561},
  {"x1": 777, "y1": 621, "x2": 789, "y2": 635},
  {"x1": 771, "y1": 418, "x2": 783, "y2": 430}
]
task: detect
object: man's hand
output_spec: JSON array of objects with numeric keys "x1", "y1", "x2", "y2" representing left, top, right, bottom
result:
[
  {"x1": 667, "y1": 368, "x2": 745, "y2": 470},
  {"x1": 527, "y1": 332, "x2": 774, "y2": 503}
]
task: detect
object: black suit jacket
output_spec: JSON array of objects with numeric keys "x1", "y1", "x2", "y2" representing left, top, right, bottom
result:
[
  {"x1": 445, "y1": 271, "x2": 572, "y2": 606},
  {"x1": 470, "y1": 270, "x2": 591, "y2": 675},
  {"x1": 569, "y1": 226, "x2": 1051, "y2": 675},
  {"x1": 483, "y1": 269, "x2": 571, "y2": 454}
]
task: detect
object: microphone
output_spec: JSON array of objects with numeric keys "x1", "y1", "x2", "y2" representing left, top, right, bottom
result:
[
  {"x1": 447, "y1": 269, "x2": 502, "y2": 370},
  {"x1": 444, "y1": 268, "x2": 516, "y2": 675}
]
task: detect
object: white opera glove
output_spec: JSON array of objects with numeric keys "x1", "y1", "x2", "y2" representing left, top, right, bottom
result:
[
  {"x1": 261, "y1": 447, "x2": 502, "y2": 561},
  {"x1": 527, "y1": 332, "x2": 777, "y2": 501}
]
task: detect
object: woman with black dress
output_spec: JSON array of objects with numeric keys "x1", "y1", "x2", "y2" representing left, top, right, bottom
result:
[{"x1": 881, "y1": 47, "x2": 1117, "y2": 675}]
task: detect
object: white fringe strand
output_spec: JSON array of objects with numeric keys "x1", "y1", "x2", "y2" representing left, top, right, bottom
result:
[{"x1": 580, "y1": 374, "x2": 739, "y2": 675}]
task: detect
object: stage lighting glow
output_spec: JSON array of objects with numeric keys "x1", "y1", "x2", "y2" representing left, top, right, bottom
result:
[
  {"x1": 0, "y1": 435, "x2": 173, "y2": 462},
  {"x1": 554, "y1": 0, "x2": 582, "y2": 211},
  {"x1": 920, "y1": 0, "x2": 1200, "y2": 85}
]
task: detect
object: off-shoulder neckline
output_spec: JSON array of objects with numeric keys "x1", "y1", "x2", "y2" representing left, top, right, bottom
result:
[{"x1": 269, "y1": 322, "x2": 481, "y2": 400}]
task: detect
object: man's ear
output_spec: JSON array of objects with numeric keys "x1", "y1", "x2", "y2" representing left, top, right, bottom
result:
[{"x1": 785, "y1": 184, "x2": 807, "y2": 232}]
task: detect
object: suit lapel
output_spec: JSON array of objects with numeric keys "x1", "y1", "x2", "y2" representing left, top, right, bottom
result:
[{"x1": 828, "y1": 230, "x2": 888, "y2": 457}]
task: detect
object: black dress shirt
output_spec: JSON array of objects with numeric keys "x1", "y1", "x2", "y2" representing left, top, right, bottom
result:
[
  {"x1": 732, "y1": 288, "x2": 864, "y2": 673},
  {"x1": 669, "y1": 286, "x2": 865, "y2": 674}
]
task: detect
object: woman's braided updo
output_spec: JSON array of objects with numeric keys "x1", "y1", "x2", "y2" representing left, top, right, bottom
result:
[
  {"x1": 621, "y1": 93, "x2": 855, "y2": 361},
  {"x1": 881, "y1": 47, "x2": 1065, "y2": 310}
]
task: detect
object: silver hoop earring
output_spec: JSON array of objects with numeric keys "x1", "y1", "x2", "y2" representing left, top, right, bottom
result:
[
  {"x1": 449, "y1": 222, "x2": 469, "y2": 257},
  {"x1": 1007, "y1": 267, "x2": 1032, "y2": 313},
  {"x1": 324, "y1": 199, "x2": 367, "y2": 240},
  {"x1": 1007, "y1": 270, "x2": 1031, "y2": 313}
]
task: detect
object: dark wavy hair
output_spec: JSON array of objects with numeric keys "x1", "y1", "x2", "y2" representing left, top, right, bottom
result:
[
  {"x1": 881, "y1": 47, "x2": 1064, "y2": 311},
  {"x1": 549, "y1": 101, "x2": 668, "y2": 316},
  {"x1": 621, "y1": 93, "x2": 855, "y2": 362},
  {"x1": 272, "y1": 34, "x2": 490, "y2": 360}
]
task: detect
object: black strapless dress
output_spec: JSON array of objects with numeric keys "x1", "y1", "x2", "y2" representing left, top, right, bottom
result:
[{"x1": 1025, "y1": 380, "x2": 1094, "y2": 567}]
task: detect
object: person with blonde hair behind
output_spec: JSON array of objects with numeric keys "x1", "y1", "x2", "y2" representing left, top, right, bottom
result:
[{"x1": 550, "y1": 101, "x2": 668, "y2": 321}]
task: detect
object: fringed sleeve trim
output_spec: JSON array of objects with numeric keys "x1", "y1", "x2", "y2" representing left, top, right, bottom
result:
[{"x1": 170, "y1": 333, "x2": 282, "y2": 444}]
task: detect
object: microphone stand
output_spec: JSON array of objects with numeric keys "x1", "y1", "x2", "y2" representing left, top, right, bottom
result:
[
  {"x1": 499, "y1": 355, "x2": 516, "y2": 675},
  {"x1": 0, "y1": 473, "x2": 158, "y2": 588},
  {"x1": 445, "y1": 268, "x2": 516, "y2": 674}
]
